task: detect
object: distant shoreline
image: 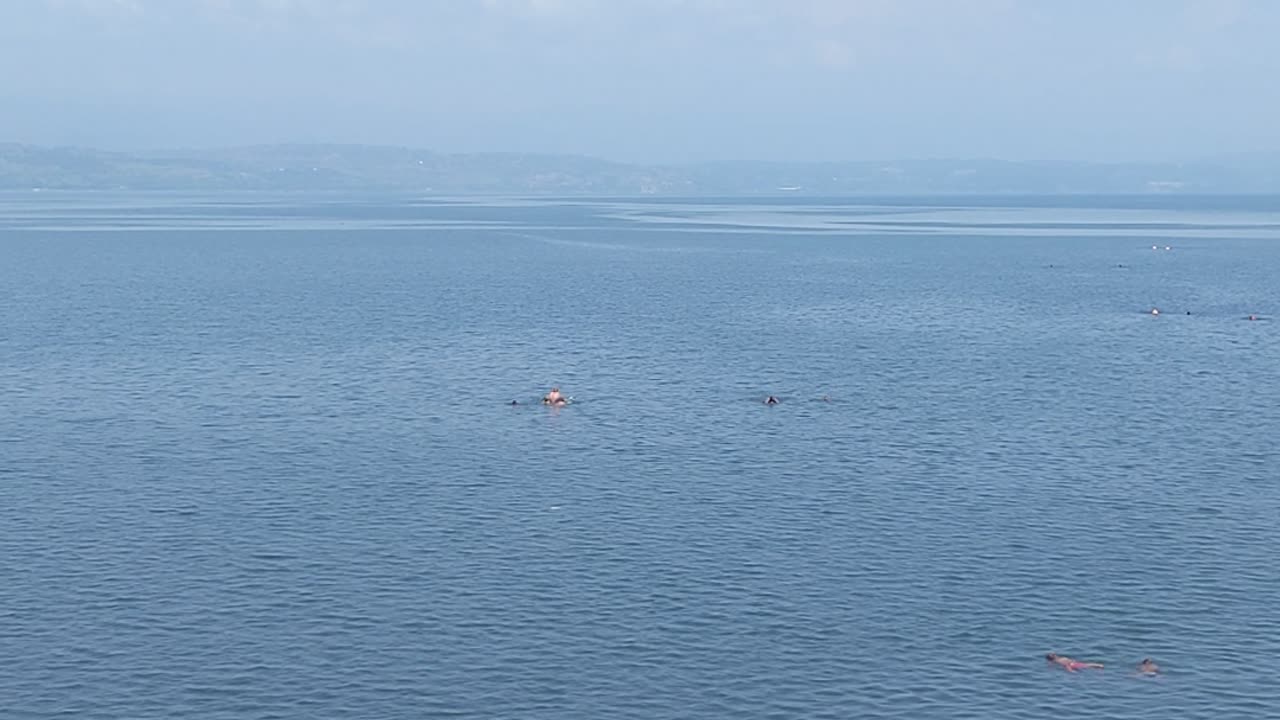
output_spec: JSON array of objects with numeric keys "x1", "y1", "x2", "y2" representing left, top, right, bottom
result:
[{"x1": 3, "y1": 143, "x2": 1279, "y2": 195}]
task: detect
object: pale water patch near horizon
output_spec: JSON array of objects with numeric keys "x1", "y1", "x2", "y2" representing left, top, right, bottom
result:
[{"x1": 2, "y1": 194, "x2": 1278, "y2": 719}]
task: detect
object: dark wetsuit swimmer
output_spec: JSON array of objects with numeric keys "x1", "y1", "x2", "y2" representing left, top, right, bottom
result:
[{"x1": 765, "y1": 396, "x2": 780, "y2": 406}]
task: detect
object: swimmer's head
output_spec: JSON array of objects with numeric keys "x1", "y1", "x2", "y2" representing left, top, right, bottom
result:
[{"x1": 1045, "y1": 653, "x2": 1057, "y2": 661}]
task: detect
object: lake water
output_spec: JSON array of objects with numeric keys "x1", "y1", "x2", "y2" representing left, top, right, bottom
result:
[{"x1": 2, "y1": 194, "x2": 1278, "y2": 719}]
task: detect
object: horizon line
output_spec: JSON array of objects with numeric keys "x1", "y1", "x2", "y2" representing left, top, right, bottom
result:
[{"x1": 4, "y1": 140, "x2": 1277, "y2": 168}]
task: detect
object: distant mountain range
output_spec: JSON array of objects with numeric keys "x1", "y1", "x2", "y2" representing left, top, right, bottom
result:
[{"x1": 1, "y1": 143, "x2": 1277, "y2": 195}]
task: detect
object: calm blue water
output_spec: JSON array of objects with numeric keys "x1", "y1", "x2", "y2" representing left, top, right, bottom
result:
[{"x1": 2, "y1": 194, "x2": 1279, "y2": 719}]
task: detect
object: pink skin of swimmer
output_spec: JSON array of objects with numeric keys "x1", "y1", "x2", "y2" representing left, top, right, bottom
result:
[{"x1": 1045, "y1": 653, "x2": 1104, "y2": 672}]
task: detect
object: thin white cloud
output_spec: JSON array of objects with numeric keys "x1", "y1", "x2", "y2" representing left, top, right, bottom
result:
[{"x1": 45, "y1": 0, "x2": 145, "y2": 17}]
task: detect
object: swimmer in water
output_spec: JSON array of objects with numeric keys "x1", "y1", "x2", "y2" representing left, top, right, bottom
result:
[
  {"x1": 1248, "y1": 314, "x2": 1258, "y2": 321},
  {"x1": 1136, "y1": 658, "x2": 1160, "y2": 676},
  {"x1": 1046, "y1": 653, "x2": 1104, "y2": 672},
  {"x1": 542, "y1": 387, "x2": 564, "y2": 405},
  {"x1": 510, "y1": 400, "x2": 520, "y2": 406},
  {"x1": 765, "y1": 395, "x2": 780, "y2": 406}
]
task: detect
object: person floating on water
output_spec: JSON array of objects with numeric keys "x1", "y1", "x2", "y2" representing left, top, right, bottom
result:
[
  {"x1": 542, "y1": 387, "x2": 568, "y2": 406},
  {"x1": 765, "y1": 395, "x2": 780, "y2": 406},
  {"x1": 1248, "y1": 314, "x2": 1259, "y2": 321},
  {"x1": 1136, "y1": 658, "x2": 1160, "y2": 676},
  {"x1": 1046, "y1": 653, "x2": 1104, "y2": 672}
]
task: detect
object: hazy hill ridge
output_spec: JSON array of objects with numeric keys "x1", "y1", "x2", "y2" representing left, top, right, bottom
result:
[{"x1": 1, "y1": 143, "x2": 1277, "y2": 194}]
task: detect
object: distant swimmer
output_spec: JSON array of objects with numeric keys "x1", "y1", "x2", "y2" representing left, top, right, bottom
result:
[
  {"x1": 1248, "y1": 314, "x2": 1259, "y2": 321},
  {"x1": 765, "y1": 395, "x2": 780, "y2": 406},
  {"x1": 1046, "y1": 653, "x2": 1104, "y2": 672},
  {"x1": 542, "y1": 387, "x2": 568, "y2": 406},
  {"x1": 821, "y1": 394, "x2": 831, "y2": 402},
  {"x1": 1136, "y1": 658, "x2": 1160, "y2": 676},
  {"x1": 510, "y1": 400, "x2": 520, "y2": 406}
]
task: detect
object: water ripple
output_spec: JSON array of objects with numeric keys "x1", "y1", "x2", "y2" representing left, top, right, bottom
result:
[{"x1": 2, "y1": 196, "x2": 1278, "y2": 719}]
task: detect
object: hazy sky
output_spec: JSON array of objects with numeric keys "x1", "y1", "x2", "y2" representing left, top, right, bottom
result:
[{"x1": 2, "y1": 0, "x2": 1277, "y2": 162}]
